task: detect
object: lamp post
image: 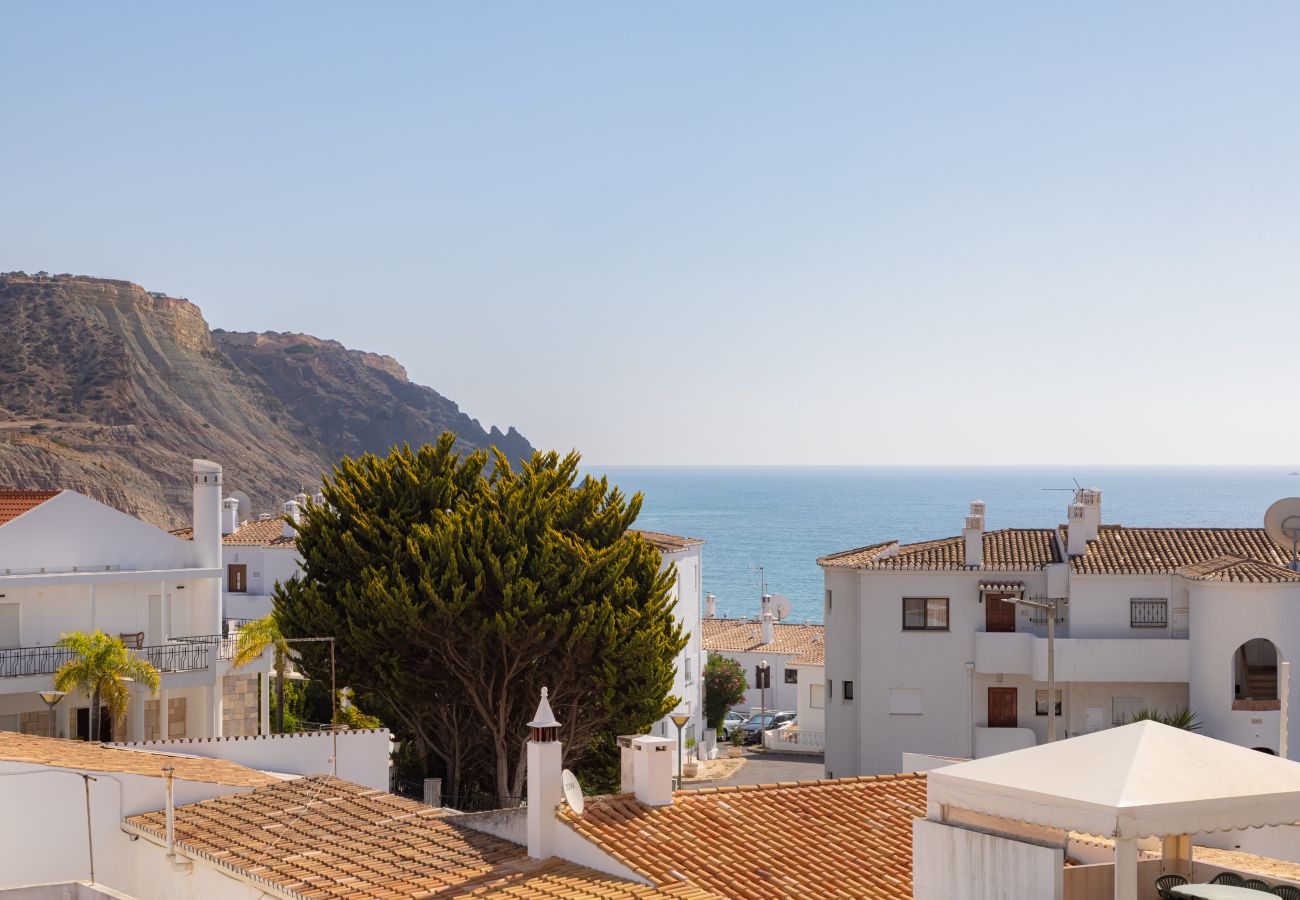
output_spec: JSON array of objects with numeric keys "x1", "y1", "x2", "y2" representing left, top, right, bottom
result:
[
  {"x1": 1002, "y1": 596, "x2": 1063, "y2": 743},
  {"x1": 757, "y1": 659, "x2": 770, "y2": 751},
  {"x1": 38, "y1": 690, "x2": 66, "y2": 738},
  {"x1": 670, "y1": 712, "x2": 691, "y2": 789}
]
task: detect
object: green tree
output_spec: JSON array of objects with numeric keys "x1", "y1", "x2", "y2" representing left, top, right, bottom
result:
[
  {"x1": 230, "y1": 614, "x2": 294, "y2": 734},
  {"x1": 1129, "y1": 706, "x2": 1202, "y2": 731},
  {"x1": 703, "y1": 653, "x2": 748, "y2": 730},
  {"x1": 273, "y1": 434, "x2": 686, "y2": 806},
  {"x1": 53, "y1": 630, "x2": 160, "y2": 741}
]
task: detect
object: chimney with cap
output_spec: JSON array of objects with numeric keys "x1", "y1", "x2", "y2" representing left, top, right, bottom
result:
[
  {"x1": 527, "y1": 687, "x2": 563, "y2": 859},
  {"x1": 221, "y1": 497, "x2": 240, "y2": 536},
  {"x1": 704, "y1": 593, "x2": 716, "y2": 619},
  {"x1": 282, "y1": 500, "x2": 300, "y2": 540},
  {"x1": 621, "y1": 734, "x2": 675, "y2": 806},
  {"x1": 964, "y1": 501, "x2": 986, "y2": 568}
]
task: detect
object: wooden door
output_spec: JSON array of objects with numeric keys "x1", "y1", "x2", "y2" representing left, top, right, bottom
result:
[
  {"x1": 985, "y1": 593, "x2": 1017, "y2": 633},
  {"x1": 228, "y1": 564, "x2": 248, "y2": 593},
  {"x1": 988, "y1": 687, "x2": 1018, "y2": 728}
]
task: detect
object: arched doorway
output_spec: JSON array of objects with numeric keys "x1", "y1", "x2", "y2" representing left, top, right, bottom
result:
[{"x1": 1233, "y1": 638, "x2": 1280, "y2": 704}]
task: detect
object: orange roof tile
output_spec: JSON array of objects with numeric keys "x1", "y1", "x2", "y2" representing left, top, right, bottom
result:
[
  {"x1": 126, "y1": 776, "x2": 716, "y2": 899},
  {"x1": 701, "y1": 619, "x2": 825, "y2": 666},
  {"x1": 631, "y1": 530, "x2": 706, "y2": 553},
  {"x1": 560, "y1": 773, "x2": 927, "y2": 899},
  {"x1": 0, "y1": 489, "x2": 60, "y2": 525},
  {"x1": 819, "y1": 529, "x2": 1061, "y2": 571},
  {"x1": 1067, "y1": 526, "x2": 1295, "y2": 575},
  {"x1": 0, "y1": 731, "x2": 276, "y2": 787},
  {"x1": 172, "y1": 518, "x2": 297, "y2": 548}
]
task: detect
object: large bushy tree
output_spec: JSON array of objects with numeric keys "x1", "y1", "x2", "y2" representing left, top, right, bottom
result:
[{"x1": 273, "y1": 434, "x2": 686, "y2": 805}]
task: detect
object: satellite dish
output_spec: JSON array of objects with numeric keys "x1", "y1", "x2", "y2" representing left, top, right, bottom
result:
[
  {"x1": 1265, "y1": 498, "x2": 1300, "y2": 571},
  {"x1": 770, "y1": 594, "x2": 792, "y2": 621},
  {"x1": 561, "y1": 768, "x2": 584, "y2": 815},
  {"x1": 228, "y1": 490, "x2": 252, "y2": 525}
]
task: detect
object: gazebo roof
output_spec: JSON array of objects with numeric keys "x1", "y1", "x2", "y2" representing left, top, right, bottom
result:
[{"x1": 927, "y1": 721, "x2": 1300, "y2": 839}]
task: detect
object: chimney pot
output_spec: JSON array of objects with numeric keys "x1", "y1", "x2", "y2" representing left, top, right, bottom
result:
[
  {"x1": 629, "y1": 735, "x2": 675, "y2": 806},
  {"x1": 704, "y1": 593, "x2": 716, "y2": 619},
  {"x1": 282, "y1": 500, "x2": 301, "y2": 539},
  {"x1": 963, "y1": 503, "x2": 985, "y2": 568}
]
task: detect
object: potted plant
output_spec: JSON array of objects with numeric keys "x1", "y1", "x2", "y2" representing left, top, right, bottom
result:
[
  {"x1": 727, "y1": 725, "x2": 745, "y2": 758},
  {"x1": 683, "y1": 738, "x2": 699, "y2": 778}
]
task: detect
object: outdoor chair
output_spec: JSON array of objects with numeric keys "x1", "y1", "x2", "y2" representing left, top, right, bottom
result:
[
  {"x1": 1155, "y1": 874, "x2": 1189, "y2": 899},
  {"x1": 1211, "y1": 873, "x2": 1246, "y2": 886},
  {"x1": 1270, "y1": 886, "x2": 1300, "y2": 899},
  {"x1": 1242, "y1": 881, "x2": 1272, "y2": 892}
]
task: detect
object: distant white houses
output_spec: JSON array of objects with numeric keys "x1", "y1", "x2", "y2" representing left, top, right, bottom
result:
[
  {"x1": 819, "y1": 488, "x2": 1300, "y2": 778},
  {"x1": 0, "y1": 460, "x2": 272, "y2": 741}
]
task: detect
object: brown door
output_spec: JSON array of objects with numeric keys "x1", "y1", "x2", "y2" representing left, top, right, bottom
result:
[
  {"x1": 985, "y1": 593, "x2": 1017, "y2": 632},
  {"x1": 227, "y1": 564, "x2": 247, "y2": 593},
  {"x1": 988, "y1": 687, "x2": 1018, "y2": 728}
]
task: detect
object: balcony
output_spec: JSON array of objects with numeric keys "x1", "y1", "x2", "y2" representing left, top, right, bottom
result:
[
  {"x1": 0, "y1": 641, "x2": 214, "y2": 679},
  {"x1": 975, "y1": 632, "x2": 1189, "y2": 683}
]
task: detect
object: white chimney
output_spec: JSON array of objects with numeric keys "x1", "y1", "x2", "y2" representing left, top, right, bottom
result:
[
  {"x1": 1068, "y1": 503, "x2": 1090, "y2": 556},
  {"x1": 761, "y1": 611, "x2": 775, "y2": 645},
  {"x1": 295, "y1": 491, "x2": 309, "y2": 509},
  {"x1": 963, "y1": 501, "x2": 985, "y2": 568},
  {"x1": 1077, "y1": 488, "x2": 1102, "y2": 541},
  {"x1": 629, "y1": 735, "x2": 675, "y2": 806},
  {"x1": 526, "y1": 687, "x2": 563, "y2": 859},
  {"x1": 312, "y1": 491, "x2": 325, "y2": 507},
  {"x1": 191, "y1": 460, "x2": 222, "y2": 569},
  {"x1": 282, "y1": 500, "x2": 301, "y2": 539},
  {"x1": 704, "y1": 593, "x2": 716, "y2": 619},
  {"x1": 221, "y1": 497, "x2": 240, "y2": 536}
]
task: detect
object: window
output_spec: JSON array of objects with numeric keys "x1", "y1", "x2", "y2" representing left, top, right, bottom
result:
[
  {"x1": 784, "y1": 668, "x2": 798, "y2": 684},
  {"x1": 843, "y1": 681, "x2": 854, "y2": 701},
  {"x1": 684, "y1": 657, "x2": 693, "y2": 685},
  {"x1": 826, "y1": 589, "x2": 832, "y2": 611},
  {"x1": 1035, "y1": 690, "x2": 1063, "y2": 716},
  {"x1": 827, "y1": 680, "x2": 832, "y2": 700},
  {"x1": 810, "y1": 684, "x2": 825, "y2": 709},
  {"x1": 890, "y1": 688, "x2": 922, "y2": 715},
  {"x1": 1130, "y1": 599, "x2": 1168, "y2": 628},
  {"x1": 903, "y1": 597, "x2": 949, "y2": 631}
]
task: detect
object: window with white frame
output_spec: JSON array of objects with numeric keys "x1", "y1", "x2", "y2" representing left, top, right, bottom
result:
[
  {"x1": 1130, "y1": 598, "x2": 1168, "y2": 628},
  {"x1": 903, "y1": 597, "x2": 949, "y2": 631},
  {"x1": 684, "y1": 656, "x2": 692, "y2": 685}
]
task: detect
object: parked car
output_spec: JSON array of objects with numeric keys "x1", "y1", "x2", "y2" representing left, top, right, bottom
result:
[
  {"x1": 719, "y1": 710, "x2": 748, "y2": 741},
  {"x1": 737, "y1": 711, "x2": 796, "y2": 745}
]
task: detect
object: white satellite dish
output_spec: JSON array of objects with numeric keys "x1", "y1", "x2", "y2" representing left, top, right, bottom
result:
[
  {"x1": 561, "y1": 768, "x2": 584, "y2": 815},
  {"x1": 1264, "y1": 498, "x2": 1300, "y2": 572},
  {"x1": 770, "y1": 594, "x2": 792, "y2": 621}
]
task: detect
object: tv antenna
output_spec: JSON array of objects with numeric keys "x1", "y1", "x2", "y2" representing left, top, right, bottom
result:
[
  {"x1": 1264, "y1": 498, "x2": 1300, "y2": 572},
  {"x1": 748, "y1": 564, "x2": 767, "y2": 597},
  {"x1": 1042, "y1": 479, "x2": 1083, "y2": 493}
]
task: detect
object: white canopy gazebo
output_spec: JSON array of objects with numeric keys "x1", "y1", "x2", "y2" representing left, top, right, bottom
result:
[{"x1": 927, "y1": 721, "x2": 1300, "y2": 899}]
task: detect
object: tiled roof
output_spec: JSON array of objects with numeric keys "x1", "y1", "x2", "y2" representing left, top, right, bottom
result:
[
  {"x1": 0, "y1": 732, "x2": 276, "y2": 787},
  {"x1": 126, "y1": 776, "x2": 714, "y2": 899},
  {"x1": 0, "y1": 489, "x2": 60, "y2": 525},
  {"x1": 701, "y1": 618, "x2": 825, "y2": 666},
  {"x1": 1176, "y1": 555, "x2": 1300, "y2": 584},
  {"x1": 559, "y1": 773, "x2": 927, "y2": 899},
  {"x1": 1066, "y1": 526, "x2": 1295, "y2": 575},
  {"x1": 819, "y1": 529, "x2": 1061, "y2": 571},
  {"x1": 172, "y1": 518, "x2": 297, "y2": 548},
  {"x1": 631, "y1": 530, "x2": 706, "y2": 553}
]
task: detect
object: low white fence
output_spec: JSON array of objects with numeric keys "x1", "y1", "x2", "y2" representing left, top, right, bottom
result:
[{"x1": 770, "y1": 728, "x2": 824, "y2": 754}]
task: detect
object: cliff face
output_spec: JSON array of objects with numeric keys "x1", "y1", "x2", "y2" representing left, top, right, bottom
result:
[{"x1": 0, "y1": 273, "x2": 535, "y2": 528}]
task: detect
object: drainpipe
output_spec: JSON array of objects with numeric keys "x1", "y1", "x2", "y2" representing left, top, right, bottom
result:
[
  {"x1": 162, "y1": 766, "x2": 192, "y2": 873},
  {"x1": 1281, "y1": 661, "x2": 1291, "y2": 760},
  {"x1": 965, "y1": 662, "x2": 975, "y2": 758}
]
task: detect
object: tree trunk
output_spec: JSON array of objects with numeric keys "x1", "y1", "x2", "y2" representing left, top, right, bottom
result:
[
  {"x1": 494, "y1": 734, "x2": 513, "y2": 808},
  {"x1": 89, "y1": 686, "x2": 100, "y2": 742}
]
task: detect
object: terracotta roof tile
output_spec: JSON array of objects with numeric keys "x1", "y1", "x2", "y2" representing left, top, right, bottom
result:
[
  {"x1": 631, "y1": 530, "x2": 706, "y2": 553},
  {"x1": 701, "y1": 619, "x2": 825, "y2": 666},
  {"x1": 172, "y1": 518, "x2": 297, "y2": 548},
  {"x1": 126, "y1": 776, "x2": 715, "y2": 899},
  {"x1": 1067, "y1": 526, "x2": 1294, "y2": 575},
  {"x1": 1175, "y1": 555, "x2": 1300, "y2": 583},
  {"x1": 559, "y1": 773, "x2": 927, "y2": 899},
  {"x1": 819, "y1": 529, "x2": 1061, "y2": 571},
  {"x1": 0, "y1": 489, "x2": 60, "y2": 525},
  {"x1": 0, "y1": 731, "x2": 276, "y2": 786}
]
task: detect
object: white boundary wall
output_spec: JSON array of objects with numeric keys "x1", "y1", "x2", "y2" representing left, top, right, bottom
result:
[
  {"x1": 107, "y1": 729, "x2": 391, "y2": 791},
  {"x1": 913, "y1": 818, "x2": 1063, "y2": 900}
]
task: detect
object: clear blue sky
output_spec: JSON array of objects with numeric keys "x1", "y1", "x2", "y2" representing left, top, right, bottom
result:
[{"x1": 4, "y1": 4, "x2": 1298, "y2": 465}]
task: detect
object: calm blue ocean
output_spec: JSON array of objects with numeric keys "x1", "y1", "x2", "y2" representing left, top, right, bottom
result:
[{"x1": 586, "y1": 467, "x2": 1300, "y2": 626}]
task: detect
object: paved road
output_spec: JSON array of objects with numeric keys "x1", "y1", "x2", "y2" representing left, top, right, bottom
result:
[{"x1": 692, "y1": 750, "x2": 825, "y2": 789}]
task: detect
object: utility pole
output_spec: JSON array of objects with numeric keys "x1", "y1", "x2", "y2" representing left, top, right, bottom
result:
[{"x1": 1002, "y1": 596, "x2": 1063, "y2": 743}]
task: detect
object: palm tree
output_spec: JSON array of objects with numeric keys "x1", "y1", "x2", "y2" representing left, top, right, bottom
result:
[
  {"x1": 230, "y1": 614, "x2": 293, "y2": 733},
  {"x1": 53, "y1": 630, "x2": 160, "y2": 742}
]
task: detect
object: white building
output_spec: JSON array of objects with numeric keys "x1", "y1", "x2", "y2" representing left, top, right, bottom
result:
[
  {"x1": 819, "y1": 489, "x2": 1300, "y2": 778},
  {"x1": 0, "y1": 460, "x2": 272, "y2": 741},
  {"x1": 633, "y1": 530, "x2": 706, "y2": 749}
]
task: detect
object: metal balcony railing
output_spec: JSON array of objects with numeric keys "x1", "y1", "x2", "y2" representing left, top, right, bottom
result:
[
  {"x1": 168, "y1": 634, "x2": 238, "y2": 661},
  {"x1": 0, "y1": 641, "x2": 212, "y2": 678}
]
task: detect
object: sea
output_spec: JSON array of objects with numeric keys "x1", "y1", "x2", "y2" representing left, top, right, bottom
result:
[{"x1": 585, "y1": 467, "x2": 1300, "y2": 626}]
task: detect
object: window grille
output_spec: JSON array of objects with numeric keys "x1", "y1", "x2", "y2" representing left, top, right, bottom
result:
[{"x1": 1130, "y1": 599, "x2": 1168, "y2": 628}]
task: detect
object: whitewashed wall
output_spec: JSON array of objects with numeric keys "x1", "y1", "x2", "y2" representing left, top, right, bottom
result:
[{"x1": 913, "y1": 818, "x2": 1063, "y2": 900}]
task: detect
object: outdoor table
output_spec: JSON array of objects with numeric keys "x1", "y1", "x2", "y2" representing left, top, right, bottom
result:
[{"x1": 1171, "y1": 886, "x2": 1272, "y2": 899}]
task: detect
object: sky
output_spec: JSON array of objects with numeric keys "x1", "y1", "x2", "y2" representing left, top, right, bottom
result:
[{"x1": 3, "y1": 4, "x2": 1299, "y2": 466}]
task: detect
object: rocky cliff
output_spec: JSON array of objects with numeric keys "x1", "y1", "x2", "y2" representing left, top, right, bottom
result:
[{"x1": 0, "y1": 273, "x2": 535, "y2": 528}]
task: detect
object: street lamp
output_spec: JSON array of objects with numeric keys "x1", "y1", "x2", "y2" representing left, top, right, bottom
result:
[
  {"x1": 757, "y1": 660, "x2": 770, "y2": 751},
  {"x1": 38, "y1": 690, "x2": 66, "y2": 739},
  {"x1": 1002, "y1": 596, "x2": 1064, "y2": 743},
  {"x1": 669, "y1": 712, "x2": 691, "y2": 789}
]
